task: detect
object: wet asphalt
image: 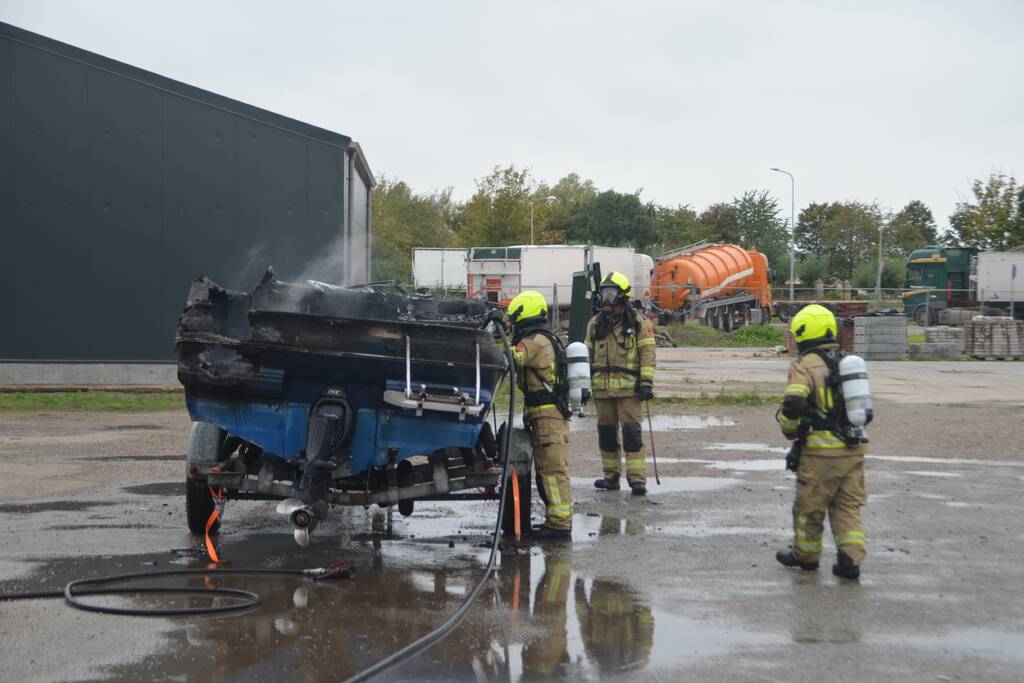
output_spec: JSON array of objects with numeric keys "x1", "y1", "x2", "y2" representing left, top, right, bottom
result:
[{"x1": 1, "y1": 401, "x2": 1023, "y2": 682}]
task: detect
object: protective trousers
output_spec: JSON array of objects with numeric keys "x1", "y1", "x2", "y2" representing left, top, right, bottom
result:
[
  {"x1": 792, "y1": 453, "x2": 867, "y2": 565},
  {"x1": 594, "y1": 396, "x2": 646, "y2": 485},
  {"x1": 530, "y1": 416, "x2": 573, "y2": 530}
]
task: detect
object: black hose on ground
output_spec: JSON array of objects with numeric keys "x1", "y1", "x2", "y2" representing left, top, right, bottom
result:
[
  {"x1": 0, "y1": 564, "x2": 354, "y2": 616},
  {"x1": 341, "y1": 322, "x2": 518, "y2": 683}
]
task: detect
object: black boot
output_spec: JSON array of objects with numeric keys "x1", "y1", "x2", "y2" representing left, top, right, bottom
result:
[
  {"x1": 776, "y1": 549, "x2": 819, "y2": 571},
  {"x1": 594, "y1": 476, "x2": 620, "y2": 491},
  {"x1": 530, "y1": 525, "x2": 572, "y2": 541},
  {"x1": 629, "y1": 481, "x2": 647, "y2": 496},
  {"x1": 832, "y1": 550, "x2": 860, "y2": 580}
]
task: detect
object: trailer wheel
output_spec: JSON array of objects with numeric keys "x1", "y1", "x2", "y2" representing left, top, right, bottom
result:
[
  {"x1": 984, "y1": 307, "x2": 1004, "y2": 317},
  {"x1": 722, "y1": 306, "x2": 735, "y2": 332},
  {"x1": 777, "y1": 304, "x2": 793, "y2": 323},
  {"x1": 186, "y1": 478, "x2": 220, "y2": 535},
  {"x1": 501, "y1": 470, "x2": 532, "y2": 537},
  {"x1": 186, "y1": 422, "x2": 225, "y2": 535},
  {"x1": 398, "y1": 499, "x2": 415, "y2": 517}
]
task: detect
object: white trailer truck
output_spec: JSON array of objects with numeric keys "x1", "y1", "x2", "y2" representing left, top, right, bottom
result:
[
  {"x1": 465, "y1": 245, "x2": 654, "y2": 307},
  {"x1": 411, "y1": 248, "x2": 468, "y2": 291}
]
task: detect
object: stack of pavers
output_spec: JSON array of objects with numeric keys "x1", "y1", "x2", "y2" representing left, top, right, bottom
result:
[
  {"x1": 784, "y1": 316, "x2": 856, "y2": 357},
  {"x1": 963, "y1": 317, "x2": 1024, "y2": 360},
  {"x1": 853, "y1": 316, "x2": 907, "y2": 360},
  {"x1": 908, "y1": 326, "x2": 963, "y2": 360}
]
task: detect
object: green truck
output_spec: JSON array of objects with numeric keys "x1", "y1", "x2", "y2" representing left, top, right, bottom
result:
[{"x1": 904, "y1": 246, "x2": 1024, "y2": 325}]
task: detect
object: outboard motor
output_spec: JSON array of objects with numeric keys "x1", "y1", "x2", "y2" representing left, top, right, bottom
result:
[
  {"x1": 838, "y1": 354, "x2": 872, "y2": 427},
  {"x1": 566, "y1": 341, "x2": 591, "y2": 415}
]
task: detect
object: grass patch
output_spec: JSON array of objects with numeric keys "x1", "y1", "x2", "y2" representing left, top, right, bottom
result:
[
  {"x1": 664, "y1": 322, "x2": 785, "y2": 347},
  {"x1": 907, "y1": 332, "x2": 926, "y2": 344},
  {"x1": 652, "y1": 390, "x2": 779, "y2": 407},
  {"x1": 0, "y1": 392, "x2": 185, "y2": 412}
]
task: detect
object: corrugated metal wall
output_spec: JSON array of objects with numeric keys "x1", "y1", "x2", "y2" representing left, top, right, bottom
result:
[{"x1": 0, "y1": 22, "x2": 373, "y2": 361}]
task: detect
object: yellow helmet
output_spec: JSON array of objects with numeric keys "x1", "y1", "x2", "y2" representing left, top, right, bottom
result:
[
  {"x1": 601, "y1": 271, "x2": 632, "y2": 297},
  {"x1": 507, "y1": 290, "x2": 548, "y2": 324},
  {"x1": 790, "y1": 304, "x2": 837, "y2": 344}
]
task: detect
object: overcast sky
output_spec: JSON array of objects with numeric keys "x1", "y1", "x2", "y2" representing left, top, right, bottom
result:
[{"x1": 3, "y1": 0, "x2": 1021, "y2": 230}]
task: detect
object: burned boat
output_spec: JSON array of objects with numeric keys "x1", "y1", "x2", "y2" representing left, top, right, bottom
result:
[{"x1": 177, "y1": 269, "x2": 531, "y2": 546}]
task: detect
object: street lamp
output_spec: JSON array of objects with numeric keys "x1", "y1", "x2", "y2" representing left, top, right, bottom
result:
[
  {"x1": 770, "y1": 167, "x2": 796, "y2": 301},
  {"x1": 530, "y1": 195, "x2": 558, "y2": 245}
]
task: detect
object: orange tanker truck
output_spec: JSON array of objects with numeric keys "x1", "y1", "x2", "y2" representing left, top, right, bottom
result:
[{"x1": 650, "y1": 242, "x2": 773, "y2": 330}]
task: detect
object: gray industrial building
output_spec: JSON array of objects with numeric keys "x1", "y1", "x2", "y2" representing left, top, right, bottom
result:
[{"x1": 0, "y1": 22, "x2": 374, "y2": 364}]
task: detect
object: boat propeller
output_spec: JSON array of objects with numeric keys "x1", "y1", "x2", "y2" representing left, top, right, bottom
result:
[{"x1": 276, "y1": 498, "x2": 327, "y2": 547}]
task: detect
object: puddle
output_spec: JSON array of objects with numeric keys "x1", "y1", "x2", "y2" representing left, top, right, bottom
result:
[
  {"x1": 0, "y1": 500, "x2": 120, "y2": 514},
  {"x1": 868, "y1": 454, "x2": 1024, "y2": 468},
  {"x1": 122, "y1": 482, "x2": 181, "y2": 497},
  {"x1": 893, "y1": 629, "x2": 1024, "y2": 664},
  {"x1": 103, "y1": 424, "x2": 164, "y2": 431},
  {"x1": 571, "y1": 414, "x2": 737, "y2": 432},
  {"x1": 76, "y1": 454, "x2": 183, "y2": 462},
  {"x1": 5, "y1": 536, "x2": 781, "y2": 682},
  {"x1": 904, "y1": 471, "x2": 962, "y2": 478},
  {"x1": 704, "y1": 443, "x2": 789, "y2": 454},
  {"x1": 653, "y1": 457, "x2": 782, "y2": 472},
  {"x1": 650, "y1": 523, "x2": 785, "y2": 539},
  {"x1": 572, "y1": 476, "x2": 741, "y2": 495}
]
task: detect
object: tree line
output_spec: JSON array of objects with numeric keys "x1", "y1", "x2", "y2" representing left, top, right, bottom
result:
[{"x1": 371, "y1": 166, "x2": 1024, "y2": 288}]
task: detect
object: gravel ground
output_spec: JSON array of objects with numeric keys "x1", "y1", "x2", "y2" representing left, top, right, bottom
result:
[{"x1": 1, "y1": 358, "x2": 1022, "y2": 682}]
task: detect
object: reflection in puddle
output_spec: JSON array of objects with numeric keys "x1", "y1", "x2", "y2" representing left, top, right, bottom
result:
[
  {"x1": 572, "y1": 476, "x2": 742, "y2": 495},
  {"x1": 571, "y1": 414, "x2": 737, "y2": 432}
]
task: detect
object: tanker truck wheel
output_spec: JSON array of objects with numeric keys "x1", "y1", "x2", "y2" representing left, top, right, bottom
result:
[
  {"x1": 722, "y1": 306, "x2": 735, "y2": 332},
  {"x1": 777, "y1": 304, "x2": 793, "y2": 323}
]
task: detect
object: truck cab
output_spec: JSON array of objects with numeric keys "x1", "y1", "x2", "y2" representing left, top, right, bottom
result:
[{"x1": 903, "y1": 246, "x2": 977, "y2": 325}]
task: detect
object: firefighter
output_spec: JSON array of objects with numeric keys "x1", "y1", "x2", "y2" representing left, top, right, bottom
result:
[
  {"x1": 584, "y1": 272, "x2": 657, "y2": 496},
  {"x1": 508, "y1": 290, "x2": 574, "y2": 541},
  {"x1": 775, "y1": 304, "x2": 868, "y2": 580}
]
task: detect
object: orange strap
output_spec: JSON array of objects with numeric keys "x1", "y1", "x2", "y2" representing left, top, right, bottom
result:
[
  {"x1": 511, "y1": 474, "x2": 521, "y2": 543},
  {"x1": 205, "y1": 486, "x2": 226, "y2": 566}
]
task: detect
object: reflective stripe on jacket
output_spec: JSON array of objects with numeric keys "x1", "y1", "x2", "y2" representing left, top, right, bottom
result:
[
  {"x1": 513, "y1": 332, "x2": 564, "y2": 421},
  {"x1": 584, "y1": 313, "x2": 656, "y2": 399},
  {"x1": 776, "y1": 344, "x2": 866, "y2": 457}
]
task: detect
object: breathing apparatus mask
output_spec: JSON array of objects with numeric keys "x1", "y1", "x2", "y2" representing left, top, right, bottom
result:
[{"x1": 600, "y1": 286, "x2": 623, "y2": 307}]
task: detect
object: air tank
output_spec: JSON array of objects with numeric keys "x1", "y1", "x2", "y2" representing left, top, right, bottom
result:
[
  {"x1": 565, "y1": 341, "x2": 591, "y2": 407},
  {"x1": 839, "y1": 354, "x2": 872, "y2": 427}
]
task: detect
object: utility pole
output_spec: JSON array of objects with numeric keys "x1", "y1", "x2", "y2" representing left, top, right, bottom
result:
[
  {"x1": 875, "y1": 224, "x2": 884, "y2": 304},
  {"x1": 770, "y1": 168, "x2": 796, "y2": 301}
]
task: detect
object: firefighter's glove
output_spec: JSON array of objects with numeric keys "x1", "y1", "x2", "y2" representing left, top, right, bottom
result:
[
  {"x1": 785, "y1": 443, "x2": 801, "y2": 472},
  {"x1": 639, "y1": 385, "x2": 654, "y2": 402}
]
